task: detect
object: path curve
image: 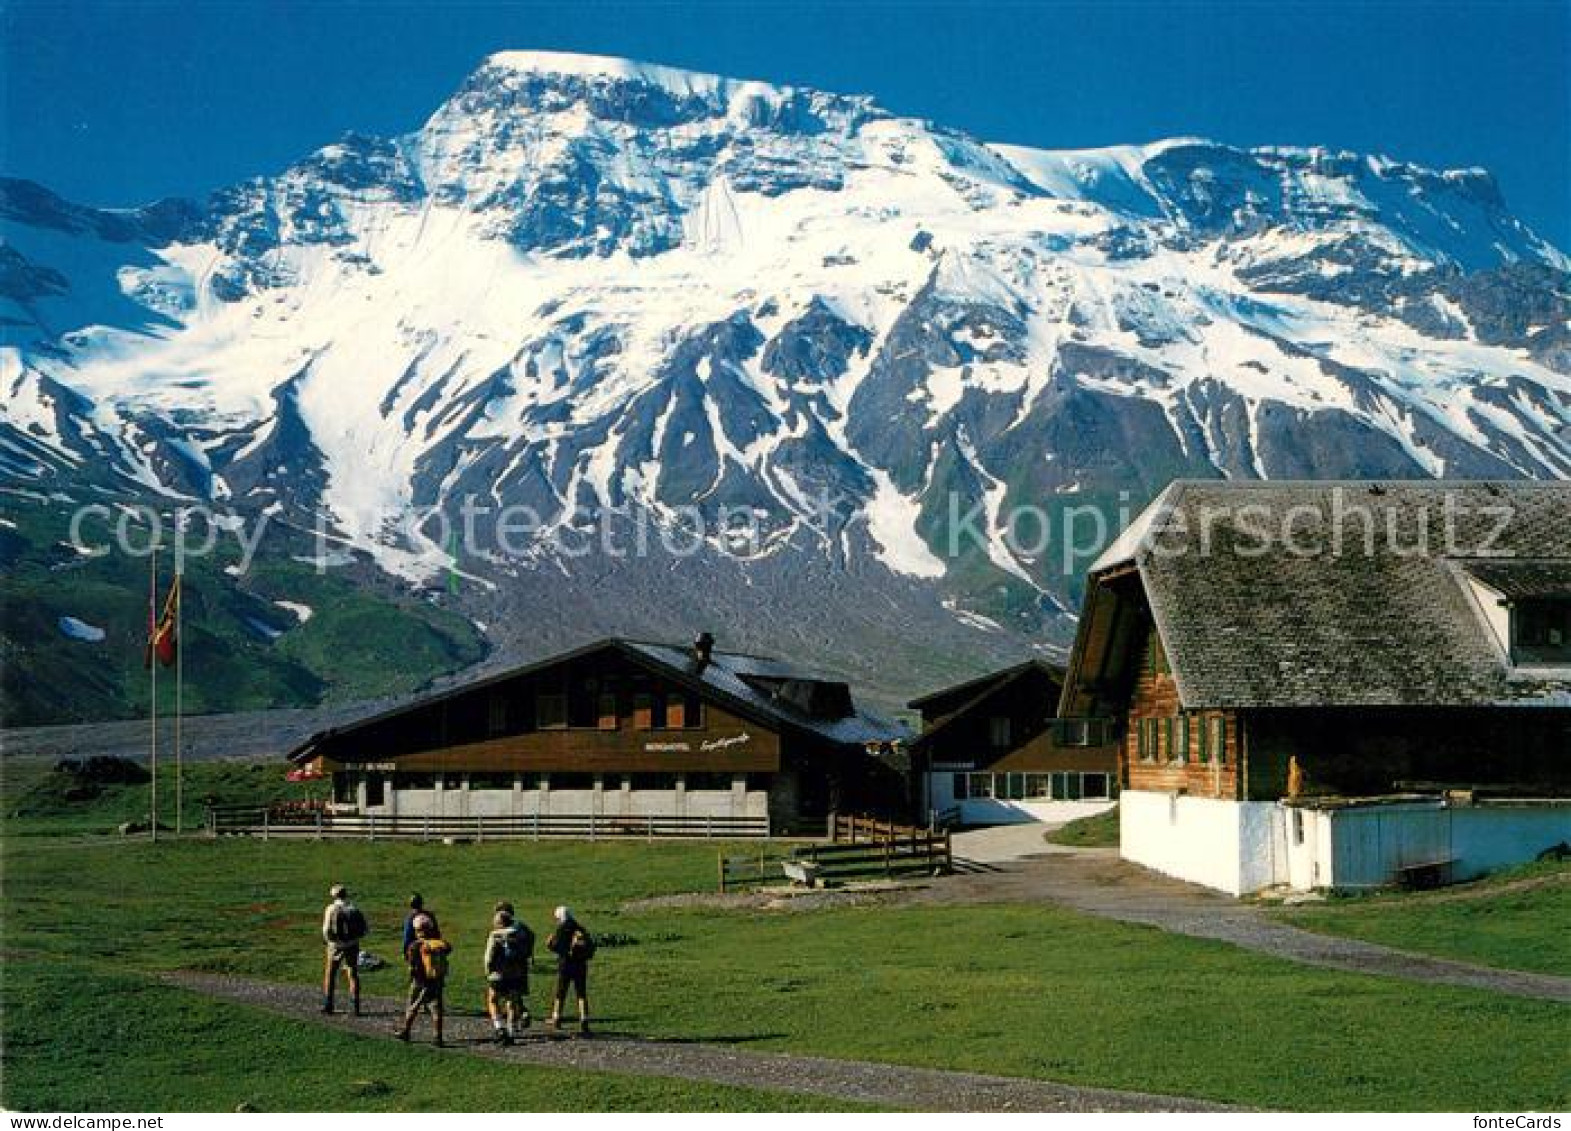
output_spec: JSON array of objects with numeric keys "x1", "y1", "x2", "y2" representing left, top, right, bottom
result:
[
  {"x1": 164, "y1": 971, "x2": 1240, "y2": 1113},
  {"x1": 905, "y1": 849, "x2": 1571, "y2": 1003}
]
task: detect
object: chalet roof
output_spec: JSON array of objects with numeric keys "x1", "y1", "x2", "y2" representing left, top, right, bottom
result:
[
  {"x1": 906, "y1": 658, "x2": 1062, "y2": 711},
  {"x1": 288, "y1": 637, "x2": 907, "y2": 762},
  {"x1": 907, "y1": 659, "x2": 1064, "y2": 751},
  {"x1": 1082, "y1": 480, "x2": 1571, "y2": 710}
]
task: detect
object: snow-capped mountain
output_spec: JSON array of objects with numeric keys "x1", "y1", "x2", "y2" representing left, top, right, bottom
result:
[{"x1": 5, "y1": 50, "x2": 1571, "y2": 691}]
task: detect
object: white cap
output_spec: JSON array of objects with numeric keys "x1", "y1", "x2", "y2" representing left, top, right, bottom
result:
[{"x1": 554, "y1": 905, "x2": 571, "y2": 923}]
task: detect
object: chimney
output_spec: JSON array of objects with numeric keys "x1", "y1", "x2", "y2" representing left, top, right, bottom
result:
[{"x1": 693, "y1": 631, "x2": 715, "y2": 666}]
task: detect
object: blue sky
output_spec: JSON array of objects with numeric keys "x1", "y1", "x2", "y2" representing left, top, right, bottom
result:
[{"x1": 3, "y1": 0, "x2": 1568, "y2": 247}]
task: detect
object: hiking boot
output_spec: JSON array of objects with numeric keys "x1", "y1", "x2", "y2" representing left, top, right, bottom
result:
[
  {"x1": 518, "y1": 1013, "x2": 531, "y2": 1031},
  {"x1": 499, "y1": 1031, "x2": 514, "y2": 1047},
  {"x1": 321, "y1": 996, "x2": 334, "y2": 1014},
  {"x1": 578, "y1": 1020, "x2": 591, "y2": 1037},
  {"x1": 393, "y1": 1029, "x2": 410, "y2": 1042}
]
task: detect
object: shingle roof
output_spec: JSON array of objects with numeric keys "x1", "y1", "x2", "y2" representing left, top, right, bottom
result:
[
  {"x1": 1094, "y1": 480, "x2": 1571, "y2": 709},
  {"x1": 907, "y1": 658, "x2": 1063, "y2": 710}
]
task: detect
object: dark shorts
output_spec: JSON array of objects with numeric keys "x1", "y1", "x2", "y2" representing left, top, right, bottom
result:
[
  {"x1": 489, "y1": 974, "x2": 527, "y2": 998},
  {"x1": 326, "y1": 943, "x2": 360, "y2": 969},
  {"x1": 407, "y1": 979, "x2": 445, "y2": 1012},
  {"x1": 554, "y1": 964, "x2": 588, "y2": 999}
]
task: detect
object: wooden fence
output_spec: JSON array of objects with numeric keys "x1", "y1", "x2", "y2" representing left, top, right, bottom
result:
[
  {"x1": 716, "y1": 813, "x2": 954, "y2": 892},
  {"x1": 207, "y1": 804, "x2": 769, "y2": 841}
]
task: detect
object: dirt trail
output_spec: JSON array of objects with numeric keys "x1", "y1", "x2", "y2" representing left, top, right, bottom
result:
[{"x1": 163, "y1": 971, "x2": 1239, "y2": 1113}]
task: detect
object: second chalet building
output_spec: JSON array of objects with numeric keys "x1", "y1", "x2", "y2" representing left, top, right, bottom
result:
[
  {"x1": 287, "y1": 634, "x2": 908, "y2": 835},
  {"x1": 1060, "y1": 480, "x2": 1571, "y2": 895},
  {"x1": 908, "y1": 660, "x2": 1119, "y2": 825}
]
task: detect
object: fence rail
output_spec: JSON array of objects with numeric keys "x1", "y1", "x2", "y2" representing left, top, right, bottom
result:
[{"x1": 206, "y1": 805, "x2": 769, "y2": 841}]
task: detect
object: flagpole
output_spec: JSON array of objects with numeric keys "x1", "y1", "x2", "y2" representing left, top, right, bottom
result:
[
  {"x1": 149, "y1": 546, "x2": 159, "y2": 845},
  {"x1": 174, "y1": 562, "x2": 184, "y2": 836}
]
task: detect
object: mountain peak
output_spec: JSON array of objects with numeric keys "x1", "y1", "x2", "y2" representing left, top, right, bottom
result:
[{"x1": 476, "y1": 49, "x2": 746, "y2": 99}]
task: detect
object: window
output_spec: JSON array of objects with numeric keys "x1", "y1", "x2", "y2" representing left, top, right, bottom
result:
[
  {"x1": 1024, "y1": 774, "x2": 1051, "y2": 799},
  {"x1": 519, "y1": 772, "x2": 544, "y2": 790},
  {"x1": 469, "y1": 773, "x2": 513, "y2": 791},
  {"x1": 967, "y1": 773, "x2": 994, "y2": 799},
  {"x1": 487, "y1": 694, "x2": 509, "y2": 736},
  {"x1": 1162, "y1": 717, "x2": 1174, "y2": 762},
  {"x1": 365, "y1": 776, "x2": 385, "y2": 808},
  {"x1": 333, "y1": 774, "x2": 356, "y2": 805},
  {"x1": 597, "y1": 692, "x2": 619, "y2": 731},
  {"x1": 392, "y1": 772, "x2": 436, "y2": 791},
  {"x1": 1173, "y1": 715, "x2": 1190, "y2": 764},
  {"x1": 681, "y1": 693, "x2": 704, "y2": 728},
  {"x1": 1198, "y1": 714, "x2": 1212, "y2": 763},
  {"x1": 1003, "y1": 773, "x2": 1026, "y2": 801},
  {"x1": 685, "y1": 772, "x2": 734, "y2": 792},
  {"x1": 989, "y1": 715, "x2": 1013, "y2": 749},
  {"x1": 631, "y1": 773, "x2": 678, "y2": 791},
  {"x1": 1292, "y1": 809, "x2": 1305, "y2": 845},
  {"x1": 1211, "y1": 716, "x2": 1228, "y2": 766},
  {"x1": 1513, "y1": 600, "x2": 1571, "y2": 665},
  {"x1": 1082, "y1": 773, "x2": 1110, "y2": 800},
  {"x1": 548, "y1": 773, "x2": 597, "y2": 791},
  {"x1": 1051, "y1": 772, "x2": 1068, "y2": 800},
  {"x1": 537, "y1": 693, "x2": 567, "y2": 730},
  {"x1": 744, "y1": 773, "x2": 773, "y2": 792},
  {"x1": 632, "y1": 693, "x2": 653, "y2": 730},
  {"x1": 1145, "y1": 632, "x2": 1169, "y2": 676},
  {"x1": 567, "y1": 681, "x2": 600, "y2": 728},
  {"x1": 1065, "y1": 773, "x2": 1083, "y2": 801},
  {"x1": 953, "y1": 773, "x2": 970, "y2": 801}
]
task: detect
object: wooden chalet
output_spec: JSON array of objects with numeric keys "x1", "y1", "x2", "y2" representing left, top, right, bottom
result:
[
  {"x1": 286, "y1": 634, "x2": 909, "y2": 835},
  {"x1": 1059, "y1": 480, "x2": 1571, "y2": 894},
  {"x1": 908, "y1": 660, "x2": 1118, "y2": 825}
]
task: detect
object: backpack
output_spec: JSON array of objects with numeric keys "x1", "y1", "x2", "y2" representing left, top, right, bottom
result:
[
  {"x1": 343, "y1": 904, "x2": 368, "y2": 942},
  {"x1": 567, "y1": 927, "x2": 596, "y2": 963},
  {"x1": 420, "y1": 938, "x2": 452, "y2": 982},
  {"x1": 490, "y1": 925, "x2": 532, "y2": 977},
  {"x1": 330, "y1": 901, "x2": 367, "y2": 944}
]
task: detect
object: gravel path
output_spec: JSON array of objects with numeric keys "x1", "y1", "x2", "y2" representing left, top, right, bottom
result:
[
  {"x1": 899, "y1": 849, "x2": 1571, "y2": 1003},
  {"x1": 164, "y1": 971, "x2": 1238, "y2": 1112}
]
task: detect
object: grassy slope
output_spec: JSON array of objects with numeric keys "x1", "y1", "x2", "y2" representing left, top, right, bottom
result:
[
  {"x1": 0, "y1": 495, "x2": 485, "y2": 726},
  {"x1": 4, "y1": 759, "x2": 331, "y2": 836},
  {"x1": 1044, "y1": 805, "x2": 1120, "y2": 847},
  {"x1": 3, "y1": 833, "x2": 1567, "y2": 1112},
  {"x1": 1273, "y1": 862, "x2": 1571, "y2": 977}
]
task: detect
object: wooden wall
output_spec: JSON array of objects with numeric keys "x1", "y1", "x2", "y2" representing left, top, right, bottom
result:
[
  {"x1": 318, "y1": 646, "x2": 783, "y2": 774},
  {"x1": 1122, "y1": 627, "x2": 1241, "y2": 799}
]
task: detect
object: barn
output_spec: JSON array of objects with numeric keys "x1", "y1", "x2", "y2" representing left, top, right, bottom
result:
[
  {"x1": 908, "y1": 660, "x2": 1119, "y2": 826},
  {"x1": 286, "y1": 634, "x2": 909, "y2": 835},
  {"x1": 1058, "y1": 480, "x2": 1571, "y2": 894}
]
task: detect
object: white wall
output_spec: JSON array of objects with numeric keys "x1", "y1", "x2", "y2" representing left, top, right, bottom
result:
[
  {"x1": 1120, "y1": 790, "x2": 1277, "y2": 896},
  {"x1": 369, "y1": 775, "x2": 767, "y2": 820},
  {"x1": 1125, "y1": 791, "x2": 1571, "y2": 896}
]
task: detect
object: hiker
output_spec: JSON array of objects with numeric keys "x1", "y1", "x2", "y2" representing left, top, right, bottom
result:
[
  {"x1": 545, "y1": 904, "x2": 595, "y2": 1035},
  {"x1": 321, "y1": 883, "x2": 368, "y2": 1015},
  {"x1": 402, "y1": 893, "x2": 440, "y2": 956},
  {"x1": 396, "y1": 915, "x2": 451, "y2": 1046},
  {"x1": 483, "y1": 906, "x2": 535, "y2": 1044}
]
